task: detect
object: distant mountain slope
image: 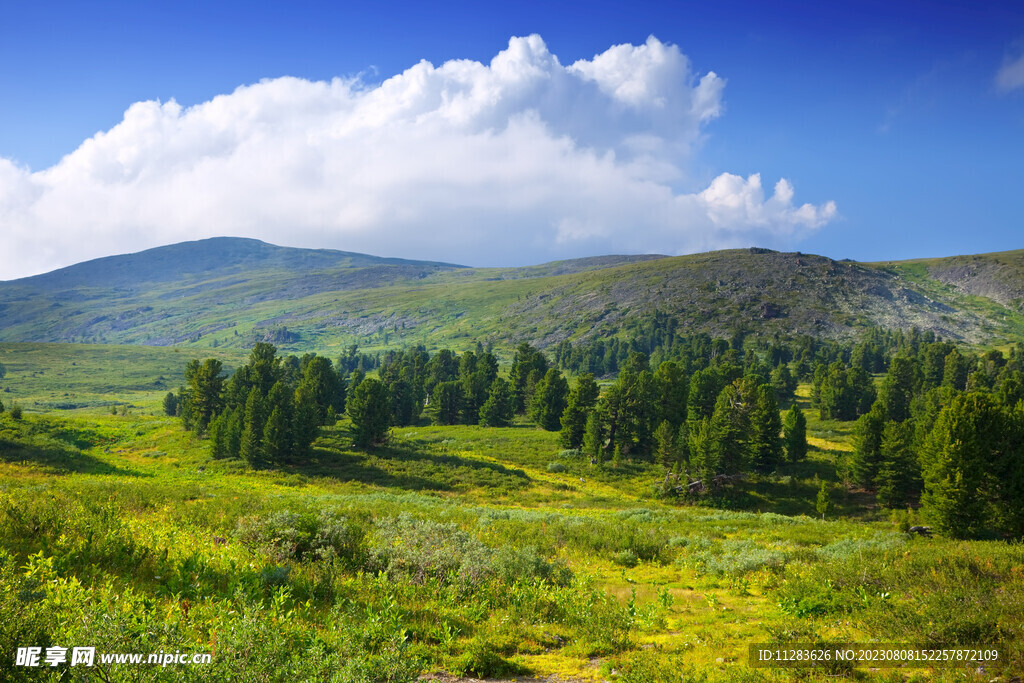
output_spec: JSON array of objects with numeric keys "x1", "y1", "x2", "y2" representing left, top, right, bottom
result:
[
  {"x1": 4, "y1": 237, "x2": 465, "y2": 290},
  {"x1": 878, "y1": 250, "x2": 1024, "y2": 312},
  {"x1": 1, "y1": 238, "x2": 1022, "y2": 350}
]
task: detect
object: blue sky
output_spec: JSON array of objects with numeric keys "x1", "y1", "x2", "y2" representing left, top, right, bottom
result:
[{"x1": 0, "y1": 0, "x2": 1022, "y2": 278}]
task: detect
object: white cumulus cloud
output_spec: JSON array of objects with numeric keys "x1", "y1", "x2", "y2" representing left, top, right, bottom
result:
[{"x1": 0, "y1": 34, "x2": 836, "y2": 280}]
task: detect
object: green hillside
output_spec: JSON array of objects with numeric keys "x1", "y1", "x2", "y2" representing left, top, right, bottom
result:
[{"x1": 2, "y1": 238, "x2": 1024, "y2": 354}]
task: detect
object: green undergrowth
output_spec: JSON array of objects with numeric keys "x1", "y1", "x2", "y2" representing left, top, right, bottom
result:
[{"x1": 0, "y1": 408, "x2": 1021, "y2": 681}]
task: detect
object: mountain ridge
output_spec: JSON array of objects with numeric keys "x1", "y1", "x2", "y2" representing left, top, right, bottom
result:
[{"x1": 1, "y1": 237, "x2": 1022, "y2": 350}]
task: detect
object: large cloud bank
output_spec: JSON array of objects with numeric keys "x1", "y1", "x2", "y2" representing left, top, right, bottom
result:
[{"x1": 0, "y1": 35, "x2": 836, "y2": 279}]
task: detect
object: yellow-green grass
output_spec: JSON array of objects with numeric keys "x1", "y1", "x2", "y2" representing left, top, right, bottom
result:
[
  {"x1": 0, "y1": 342, "x2": 248, "y2": 414},
  {"x1": 4, "y1": 403, "x2": 1019, "y2": 679},
  {"x1": 1, "y1": 367, "x2": 1022, "y2": 680}
]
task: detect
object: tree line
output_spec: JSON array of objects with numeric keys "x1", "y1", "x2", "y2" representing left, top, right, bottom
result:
[
  {"x1": 169, "y1": 343, "x2": 345, "y2": 467},
  {"x1": 171, "y1": 323, "x2": 1024, "y2": 540},
  {"x1": 840, "y1": 340, "x2": 1024, "y2": 539}
]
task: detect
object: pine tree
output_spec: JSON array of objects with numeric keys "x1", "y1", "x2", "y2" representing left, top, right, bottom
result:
[
  {"x1": 687, "y1": 368, "x2": 721, "y2": 424},
  {"x1": 239, "y1": 387, "x2": 266, "y2": 467},
  {"x1": 224, "y1": 406, "x2": 242, "y2": 459},
  {"x1": 878, "y1": 356, "x2": 921, "y2": 422},
  {"x1": 429, "y1": 381, "x2": 462, "y2": 426},
  {"x1": 292, "y1": 394, "x2": 319, "y2": 458},
  {"x1": 997, "y1": 370, "x2": 1024, "y2": 408},
  {"x1": 816, "y1": 362, "x2": 874, "y2": 421},
  {"x1": 529, "y1": 368, "x2": 569, "y2": 431},
  {"x1": 770, "y1": 363, "x2": 797, "y2": 401},
  {"x1": 747, "y1": 385, "x2": 783, "y2": 472},
  {"x1": 995, "y1": 401, "x2": 1024, "y2": 538},
  {"x1": 688, "y1": 418, "x2": 715, "y2": 483},
  {"x1": 847, "y1": 367, "x2": 877, "y2": 417},
  {"x1": 676, "y1": 419, "x2": 690, "y2": 465},
  {"x1": 850, "y1": 405, "x2": 885, "y2": 488},
  {"x1": 654, "y1": 420, "x2": 678, "y2": 468},
  {"x1": 162, "y1": 391, "x2": 178, "y2": 417},
  {"x1": 262, "y1": 407, "x2": 291, "y2": 464},
  {"x1": 708, "y1": 385, "x2": 747, "y2": 474},
  {"x1": 209, "y1": 408, "x2": 232, "y2": 459},
  {"x1": 479, "y1": 377, "x2": 515, "y2": 427},
  {"x1": 247, "y1": 342, "x2": 282, "y2": 396},
  {"x1": 875, "y1": 420, "x2": 920, "y2": 509},
  {"x1": 920, "y1": 342, "x2": 954, "y2": 389},
  {"x1": 461, "y1": 367, "x2": 493, "y2": 425},
  {"x1": 509, "y1": 343, "x2": 548, "y2": 414},
  {"x1": 296, "y1": 356, "x2": 345, "y2": 425},
  {"x1": 182, "y1": 358, "x2": 225, "y2": 434},
  {"x1": 560, "y1": 373, "x2": 599, "y2": 448},
  {"x1": 348, "y1": 378, "x2": 391, "y2": 447},
  {"x1": 622, "y1": 369, "x2": 659, "y2": 455},
  {"x1": 919, "y1": 393, "x2": 1001, "y2": 538},
  {"x1": 582, "y1": 412, "x2": 604, "y2": 463},
  {"x1": 654, "y1": 361, "x2": 688, "y2": 428},
  {"x1": 782, "y1": 404, "x2": 808, "y2": 462},
  {"x1": 387, "y1": 379, "x2": 419, "y2": 427},
  {"x1": 424, "y1": 349, "x2": 458, "y2": 395},
  {"x1": 816, "y1": 481, "x2": 834, "y2": 520},
  {"x1": 598, "y1": 383, "x2": 623, "y2": 458},
  {"x1": 942, "y1": 347, "x2": 970, "y2": 391},
  {"x1": 262, "y1": 381, "x2": 294, "y2": 464}
]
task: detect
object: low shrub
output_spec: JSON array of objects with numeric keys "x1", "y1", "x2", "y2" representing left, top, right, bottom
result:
[
  {"x1": 449, "y1": 637, "x2": 529, "y2": 679},
  {"x1": 687, "y1": 539, "x2": 791, "y2": 576},
  {"x1": 236, "y1": 509, "x2": 366, "y2": 566},
  {"x1": 368, "y1": 514, "x2": 567, "y2": 588},
  {"x1": 611, "y1": 549, "x2": 639, "y2": 567}
]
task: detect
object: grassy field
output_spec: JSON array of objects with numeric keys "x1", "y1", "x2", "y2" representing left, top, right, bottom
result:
[
  {"x1": 1, "y1": 343, "x2": 1022, "y2": 681},
  {"x1": 0, "y1": 343, "x2": 249, "y2": 415}
]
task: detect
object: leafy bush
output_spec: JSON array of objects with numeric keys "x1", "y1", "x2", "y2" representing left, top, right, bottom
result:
[
  {"x1": 337, "y1": 636, "x2": 424, "y2": 683},
  {"x1": 491, "y1": 545, "x2": 571, "y2": 585},
  {"x1": 0, "y1": 551, "x2": 55, "y2": 682},
  {"x1": 260, "y1": 564, "x2": 291, "y2": 588},
  {"x1": 449, "y1": 637, "x2": 528, "y2": 679},
  {"x1": 686, "y1": 539, "x2": 791, "y2": 576},
  {"x1": 368, "y1": 514, "x2": 491, "y2": 584},
  {"x1": 560, "y1": 580, "x2": 633, "y2": 655},
  {"x1": 547, "y1": 462, "x2": 567, "y2": 473},
  {"x1": 815, "y1": 532, "x2": 905, "y2": 561},
  {"x1": 611, "y1": 549, "x2": 639, "y2": 567},
  {"x1": 777, "y1": 575, "x2": 854, "y2": 618},
  {"x1": 617, "y1": 649, "x2": 706, "y2": 683},
  {"x1": 369, "y1": 514, "x2": 566, "y2": 587},
  {"x1": 667, "y1": 534, "x2": 713, "y2": 551},
  {"x1": 236, "y1": 509, "x2": 366, "y2": 566}
]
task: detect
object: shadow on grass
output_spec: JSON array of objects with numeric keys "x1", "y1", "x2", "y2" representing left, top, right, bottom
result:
[
  {"x1": 0, "y1": 438, "x2": 149, "y2": 477},
  {"x1": 297, "y1": 431, "x2": 531, "y2": 492},
  {"x1": 686, "y1": 447, "x2": 878, "y2": 518}
]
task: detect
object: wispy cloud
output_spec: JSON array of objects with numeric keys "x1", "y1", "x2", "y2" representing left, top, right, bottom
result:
[
  {"x1": 996, "y1": 53, "x2": 1024, "y2": 92},
  {"x1": 0, "y1": 35, "x2": 836, "y2": 279}
]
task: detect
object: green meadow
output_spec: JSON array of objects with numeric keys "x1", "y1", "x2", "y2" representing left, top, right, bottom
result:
[{"x1": 1, "y1": 342, "x2": 1022, "y2": 681}]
